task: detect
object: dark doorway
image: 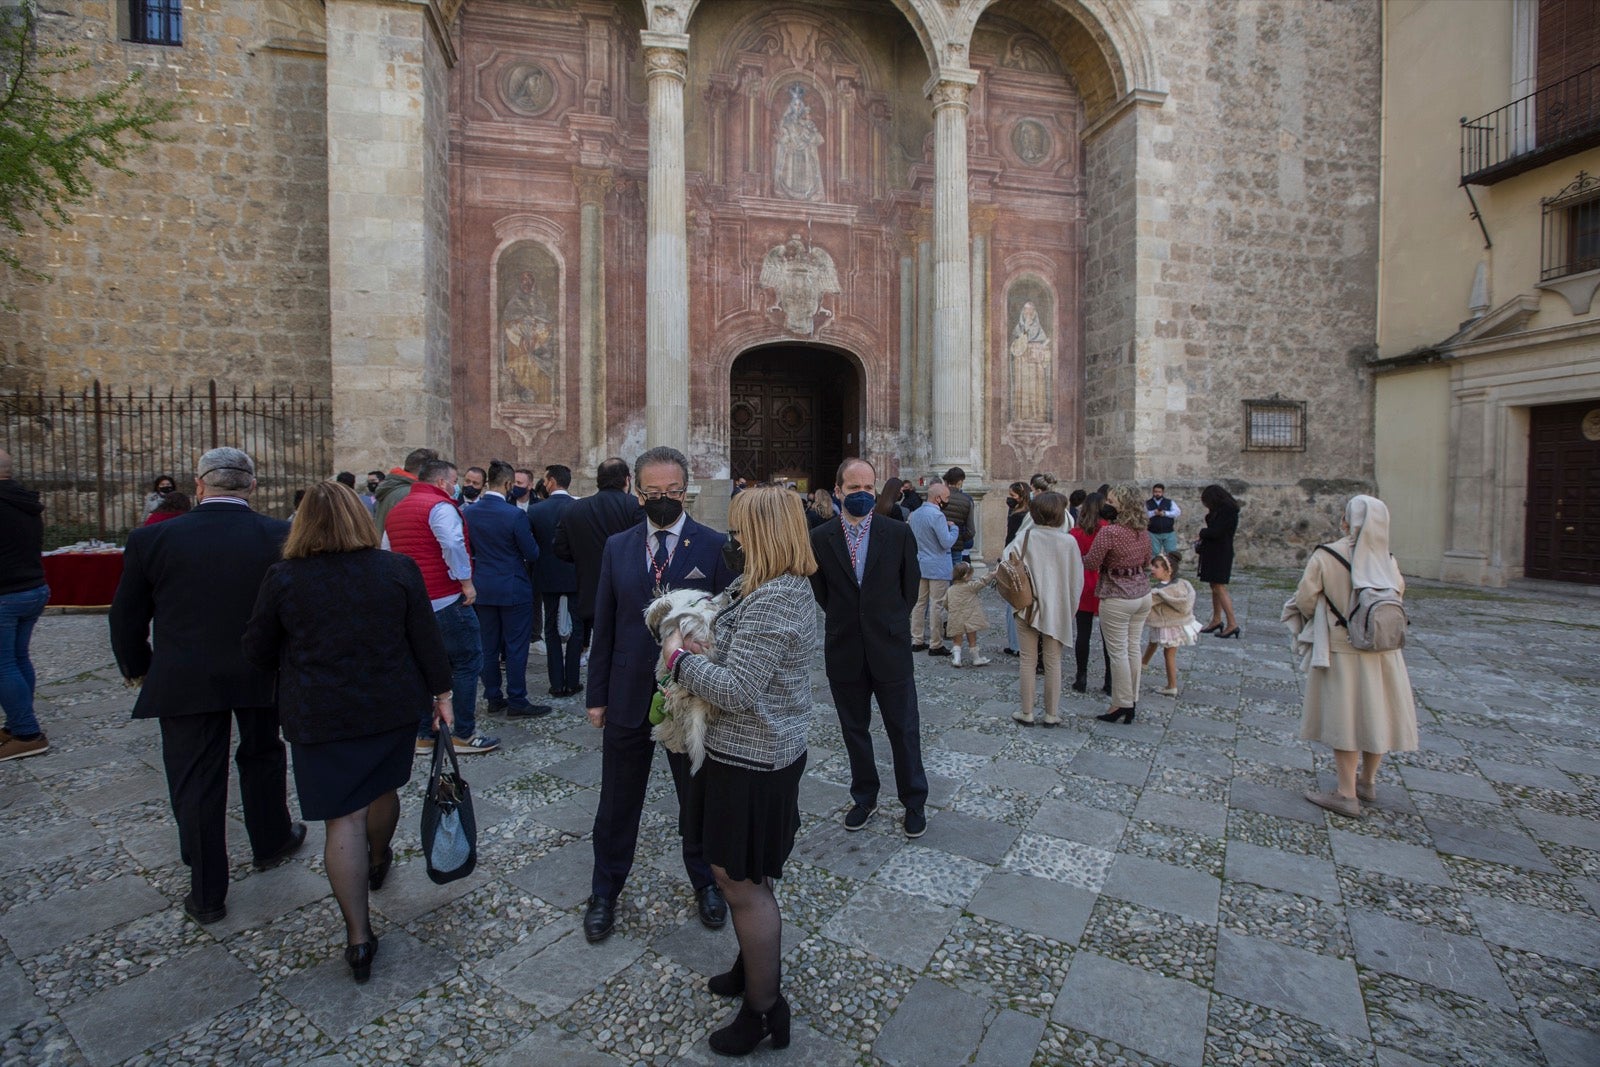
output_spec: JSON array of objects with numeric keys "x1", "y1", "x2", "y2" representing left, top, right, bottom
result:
[
  {"x1": 729, "y1": 346, "x2": 861, "y2": 493},
  {"x1": 1525, "y1": 399, "x2": 1600, "y2": 584}
]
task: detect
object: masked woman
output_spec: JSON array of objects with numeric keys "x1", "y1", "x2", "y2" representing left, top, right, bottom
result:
[{"x1": 662, "y1": 486, "x2": 818, "y2": 1056}]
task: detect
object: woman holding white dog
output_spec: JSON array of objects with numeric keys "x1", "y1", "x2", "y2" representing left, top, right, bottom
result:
[{"x1": 663, "y1": 485, "x2": 818, "y2": 1056}]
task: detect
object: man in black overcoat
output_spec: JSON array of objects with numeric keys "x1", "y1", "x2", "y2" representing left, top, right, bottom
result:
[
  {"x1": 809, "y1": 457, "x2": 930, "y2": 838},
  {"x1": 552, "y1": 456, "x2": 644, "y2": 628},
  {"x1": 109, "y1": 447, "x2": 305, "y2": 924}
]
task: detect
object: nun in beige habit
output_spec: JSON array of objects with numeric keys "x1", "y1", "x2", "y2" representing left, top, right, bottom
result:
[{"x1": 1296, "y1": 495, "x2": 1418, "y2": 817}]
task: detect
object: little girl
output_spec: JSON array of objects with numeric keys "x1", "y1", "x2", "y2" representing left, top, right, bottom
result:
[
  {"x1": 1141, "y1": 551, "x2": 1201, "y2": 695},
  {"x1": 944, "y1": 561, "x2": 992, "y2": 667}
]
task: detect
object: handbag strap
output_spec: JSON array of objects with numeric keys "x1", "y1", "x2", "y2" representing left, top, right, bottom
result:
[{"x1": 430, "y1": 729, "x2": 464, "y2": 806}]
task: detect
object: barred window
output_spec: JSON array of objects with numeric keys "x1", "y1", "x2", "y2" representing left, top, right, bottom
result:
[
  {"x1": 1542, "y1": 171, "x2": 1600, "y2": 282},
  {"x1": 126, "y1": 0, "x2": 182, "y2": 47},
  {"x1": 1243, "y1": 396, "x2": 1306, "y2": 452}
]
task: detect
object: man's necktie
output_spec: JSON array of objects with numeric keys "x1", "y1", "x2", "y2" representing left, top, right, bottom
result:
[{"x1": 653, "y1": 530, "x2": 670, "y2": 571}]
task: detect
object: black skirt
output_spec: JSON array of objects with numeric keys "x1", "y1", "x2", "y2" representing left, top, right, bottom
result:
[
  {"x1": 291, "y1": 724, "x2": 416, "y2": 822},
  {"x1": 682, "y1": 752, "x2": 807, "y2": 884}
]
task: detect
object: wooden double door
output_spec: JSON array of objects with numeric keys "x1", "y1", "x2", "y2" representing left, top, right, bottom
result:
[
  {"x1": 729, "y1": 347, "x2": 860, "y2": 494},
  {"x1": 1525, "y1": 400, "x2": 1600, "y2": 584}
]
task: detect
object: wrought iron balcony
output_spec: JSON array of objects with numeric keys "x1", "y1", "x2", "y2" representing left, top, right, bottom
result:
[{"x1": 1461, "y1": 62, "x2": 1600, "y2": 186}]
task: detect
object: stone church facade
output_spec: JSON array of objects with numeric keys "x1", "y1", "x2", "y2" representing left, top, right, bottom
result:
[{"x1": 2, "y1": 0, "x2": 1383, "y2": 559}]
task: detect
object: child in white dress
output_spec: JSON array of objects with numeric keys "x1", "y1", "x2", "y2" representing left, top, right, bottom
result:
[{"x1": 1141, "y1": 552, "x2": 1202, "y2": 695}]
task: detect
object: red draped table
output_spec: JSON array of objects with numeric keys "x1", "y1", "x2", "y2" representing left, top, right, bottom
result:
[{"x1": 42, "y1": 549, "x2": 125, "y2": 608}]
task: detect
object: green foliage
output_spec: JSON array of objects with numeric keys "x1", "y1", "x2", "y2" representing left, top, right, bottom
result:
[{"x1": 0, "y1": 5, "x2": 175, "y2": 280}]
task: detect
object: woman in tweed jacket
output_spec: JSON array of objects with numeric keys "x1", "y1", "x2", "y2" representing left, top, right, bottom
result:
[{"x1": 663, "y1": 485, "x2": 818, "y2": 1056}]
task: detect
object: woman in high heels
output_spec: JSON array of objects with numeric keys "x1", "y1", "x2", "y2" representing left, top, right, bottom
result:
[
  {"x1": 243, "y1": 482, "x2": 453, "y2": 983},
  {"x1": 1196, "y1": 484, "x2": 1242, "y2": 638},
  {"x1": 662, "y1": 486, "x2": 819, "y2": 1056},
  {"x1": 1082, "y1": 484, "x2": 1153, "y2": 723}
]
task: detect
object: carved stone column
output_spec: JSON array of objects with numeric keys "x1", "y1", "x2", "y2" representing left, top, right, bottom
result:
[
  {"x1": 927, "y1": 70, "x2": 979, "y2": 472},
  {"x1": 575, "y1": 166, "x2": 613, "y2": 467},
  {"x1": 642, "y1": 32, "x2": 690, "y2": 454}
]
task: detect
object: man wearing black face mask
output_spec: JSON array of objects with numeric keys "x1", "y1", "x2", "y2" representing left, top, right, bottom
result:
[
  {"x1": 809, "y1": 457, "x2": 929, "y2": 838},
  {"x1": 460, "y1": 466, "x2": 487, "y2": 505},
  {"x1": 581, "y1": 446, "x2": 736, "y2": 944}
]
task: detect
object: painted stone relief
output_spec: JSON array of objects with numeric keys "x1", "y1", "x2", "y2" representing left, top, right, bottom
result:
[
  {"x1": 501, "y1": 62, "x2": 555, "y2": 116},
  {"x1": 773, "y1": 84, "x2": 825, "y2": 202},
  {"x1": 1007, "y1": 281, "x2": 1054, "y2": 425},
  {"x1": 761, "y1": 233, "x2": 839, "y2": 336},
  {"x1": 1011, "y1": 119, "x2": 1050, "y2": 165},
  {"x1": 497, "y1": 244, "x2": 559, "y2": 406}
]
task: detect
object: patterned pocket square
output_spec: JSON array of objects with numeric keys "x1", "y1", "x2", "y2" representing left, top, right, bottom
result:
[{"x1": 683, "y1": 566, "x2": 707, "y2": 580}]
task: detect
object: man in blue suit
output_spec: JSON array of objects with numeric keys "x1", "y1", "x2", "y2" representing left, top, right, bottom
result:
[
  {"x1": 583, "y1": 445, "x2": 736, "y2": 943},
  {"x1": 463, "y1": 459, "x2": 546, "y2": 717},
  {"x1": 527, "y1": 464, "x2": 584, "y2": 697}
]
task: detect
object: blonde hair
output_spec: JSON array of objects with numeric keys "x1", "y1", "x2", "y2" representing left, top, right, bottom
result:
[
  {"x1": 283, "y1": 482, "x2": 380, "y2": 559},
  {"x1": 1107, "y1": 483, "x2": 1148, "y2": 532},
  {"x1": 729, "y1": 485, "x2": 817, "y2": 594}
]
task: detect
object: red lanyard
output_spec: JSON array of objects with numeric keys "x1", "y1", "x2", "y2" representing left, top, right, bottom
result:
[
  {"x1": 648, "y1": 528, "x2": 678, "y2": 584},
  {"x1": 844, "y1": 515, "x2": 871, "y2": 574}
]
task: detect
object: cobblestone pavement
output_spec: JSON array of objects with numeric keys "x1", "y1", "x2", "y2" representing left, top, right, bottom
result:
[{"x1": 3, "y1": 571, "x2": 1599, "y2": 1066}]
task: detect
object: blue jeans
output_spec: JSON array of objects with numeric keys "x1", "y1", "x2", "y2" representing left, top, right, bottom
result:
[
  {"x1": 0, "y1": 584, "x2": 50, "y2": 737},
  {"x1": 421, "y1": 598, "x2": 481, "y2": 741},
  {"x1": 1150, "y1": 531, "x2": 1179, "y2": 556}
]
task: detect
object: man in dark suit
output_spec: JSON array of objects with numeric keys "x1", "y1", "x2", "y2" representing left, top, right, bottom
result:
[
  {"x1": 553, "y1": 456, "x2": 643, "y2": 630},
  {"x1": 582, "y1": 446, "x2": 736, "y2": 943},
  {"x1": 108, "y1": 447, "x2": 306, "y2": 925},
  {"x1": 809, "y1": 457, "x2": 930, "y2": 838},
  {"x1": 463, "y1": 459, "x2": 545, "y2": 718},
  {"x1": 527, "y1": 463, "x2": 584, "y2": 697}
]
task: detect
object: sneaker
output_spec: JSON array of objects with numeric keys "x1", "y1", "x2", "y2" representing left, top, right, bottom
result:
[
  {"x1": 0, "y1": 734, "x2": 48, "y2": 762},
  {"x1": 843, "y1": 803, "x2": 877, "y2": 831},
  {"x1": 903, "y1": 808, "x2": 927, "y2": 838},
  {"x1": 530, "y1": 640, "x2": 548, "y2": 656},
  {"x1": 928, "y1": 646, "x2": 952, "y2": 658},
  {"x1": 579, "y1": 650, "x2": 589, "y2": 668},
  {"x1": 415, "y1": 736, "x2": 435, "y2": 755},
  {"x1": 969, "y1": 653, "x2": 992, "y2": 667},
  {"x1": 951, "y1": 646, "x2": 963, "y2": 667},
  {"x1": 453, "y1": 734, "x2": 501, "y2": 755}
]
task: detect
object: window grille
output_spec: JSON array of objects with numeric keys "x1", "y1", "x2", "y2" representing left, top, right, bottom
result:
[
  {"x1": 1542, "y1": 171, "x2": 1600, "y2": 281},
  {"x1": 1243, "y1": 396, "x2": 1306, "y2": 453},
  {"x1": 126, "y1": 0, "x2": 181, "y2": 47}
]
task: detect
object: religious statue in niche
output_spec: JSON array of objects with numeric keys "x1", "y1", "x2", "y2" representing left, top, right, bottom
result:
[
  {"x1": 501, "y1": 62, "x2": 554, "y2": 117},
  {"x1": 497, "y1": 245, "x2": 559, "y2": 407},
  {"x1": 761, "y1": 232, "x2": 840, "y2": 336},
  {"x1": 1007, "y1": 284, "x2": 1054, "y2": 425},
  {"x1": 1011, "y1": 120, "x2": 1050, "y2": 166},
  {"x1": 773, "y1": 83, "x2": 825, "y2": 202}
]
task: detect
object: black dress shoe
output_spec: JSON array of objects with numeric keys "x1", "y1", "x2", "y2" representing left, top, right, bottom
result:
[
  {"x1": 183, "y1": 893, "x2": 226, "y2": 925},
  {"x1": 583, "y1": 894, "x2": 616, "y2": 943},
  {"x1": 507, "y1": 703, "x2": 553, "y2": 718},
  {"x1": 911, "y1": 643, "x2": 929, "y2": 652},
  {"x1": 345, "y1": 933, "x2": 378, "y2": 983},
  {"x1": 252, "y1": 822, "x2": 307, "y2": 871},
  {"x1": 484, "y1": 698, "x2": 508, "y2": 715},
  {"x1": 697, "y1": 884, "x2": 728, "y2": 929}
]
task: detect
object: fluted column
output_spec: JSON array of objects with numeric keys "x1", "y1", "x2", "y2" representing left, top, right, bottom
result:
[
  {"x1": 927, "y1": 70, "x2": 978, "y2": 471},
  {"x1": 575, "y1": 166, "x2": 612, "y2": 467},
  {"x1": 642, "y1": 31, "x2": 690, "y2": 454}
]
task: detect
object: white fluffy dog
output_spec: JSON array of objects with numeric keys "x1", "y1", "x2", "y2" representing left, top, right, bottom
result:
[{"x1": 643, "y1": 587, "x2": 726, "y2": 774}]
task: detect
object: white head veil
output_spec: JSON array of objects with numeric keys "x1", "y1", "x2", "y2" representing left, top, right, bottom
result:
[{"x1": 1345, "y1": 495, "x2": 1401, "y2": 591}]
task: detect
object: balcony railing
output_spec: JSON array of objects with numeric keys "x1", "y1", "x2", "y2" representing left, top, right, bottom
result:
[{"x1": 1461, "y1": 62, "x2": 1600, "y2": 186}]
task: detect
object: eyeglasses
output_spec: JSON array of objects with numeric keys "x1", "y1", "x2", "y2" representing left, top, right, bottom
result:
[{"x1": 640, "y1": 489, "x2": 686, "y2": 501}]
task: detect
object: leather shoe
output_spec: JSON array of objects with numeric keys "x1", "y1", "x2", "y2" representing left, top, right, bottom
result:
[
  {"x1": 697, "y1": 884, "x2": 728, "y2": 929},
  {"x1": 507, "y1": 703, "x2": 553, "y2": 718},
  {"x1": 252, "y1": 823, "x2": 307, "y2": 871},
  {"x1": 183, "y1": 893, "x2": 226, "y2": 925},
  {"x1": 583, "y1": 894, "x2": 616, "y2": 943}
]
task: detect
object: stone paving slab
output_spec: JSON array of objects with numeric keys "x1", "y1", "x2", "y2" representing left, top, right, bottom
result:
[{"x1": 6, "y1": 571, "x2": 1600, "y2": 1065}]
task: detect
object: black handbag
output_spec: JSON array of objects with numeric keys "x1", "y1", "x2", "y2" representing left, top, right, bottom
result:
[{"x1": 421, "y1": 737, "x2": 477, "y2": 884}]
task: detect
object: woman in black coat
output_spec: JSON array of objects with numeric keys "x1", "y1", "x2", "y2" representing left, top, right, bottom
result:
[
  {"x1": 1195, "y1": 484, "x2": 1241, "y2": 638},
  {"x1": 243, "y1": 482, "x2": 453, "y2": 983}
]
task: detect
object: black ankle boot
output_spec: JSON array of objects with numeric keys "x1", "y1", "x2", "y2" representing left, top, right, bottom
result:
[
  {"x1": 709, "y1": 993, "x2": 790, "y2": 1056},
  {"x1": 1071, "y1": 670, "x2": 1087, "y2": 693},
  {"x1": 707, "y1": 952, "x2": 745, "y2": 996}
]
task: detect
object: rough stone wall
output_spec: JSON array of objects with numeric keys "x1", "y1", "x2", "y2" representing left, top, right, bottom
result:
[
  {"x1": 0, "y1": 0, "x2": 330, "y2": 395},
  {"x1": 1080, "y1": 106, "x2": 1138, "y2": 482}
]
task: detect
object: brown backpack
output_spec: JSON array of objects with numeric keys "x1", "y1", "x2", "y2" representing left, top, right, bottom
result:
[{"x1": 995, "y1": 529, "x2": 1037, "y2": 621}]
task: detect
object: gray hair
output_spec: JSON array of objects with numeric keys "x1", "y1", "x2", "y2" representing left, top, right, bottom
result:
[
  {"x1": 634, "y1": 445, "x2": 689, "y2": 487},
  {"x1": 197, "y1": 447, "x2": 255, "y2": 493}
]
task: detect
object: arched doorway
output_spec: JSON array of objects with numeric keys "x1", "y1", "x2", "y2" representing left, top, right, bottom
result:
[{"x1": 729, "y1": 346, "x2": 861, "y2": 493}]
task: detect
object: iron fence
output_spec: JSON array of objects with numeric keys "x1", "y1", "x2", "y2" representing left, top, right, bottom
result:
[
  {"x1": 0, "y1": 381, "x2": 332, "y2": 546},
  {"x1": 1461, "y1": 62, "x2": 1600, "y2": 186}
]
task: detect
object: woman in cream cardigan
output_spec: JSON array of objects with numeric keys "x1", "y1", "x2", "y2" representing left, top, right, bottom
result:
[
  {"x1": 1297, "y1": 495, "x2": 1418, "y2": 818},
  {"x1": 999, "y1": 491, "x2": 1083, "y2": 725}
]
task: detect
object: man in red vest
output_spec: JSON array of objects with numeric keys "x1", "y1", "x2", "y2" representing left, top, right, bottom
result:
[{"x1": 384, "y1": 458, "x2": 500, "y2": 755}]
